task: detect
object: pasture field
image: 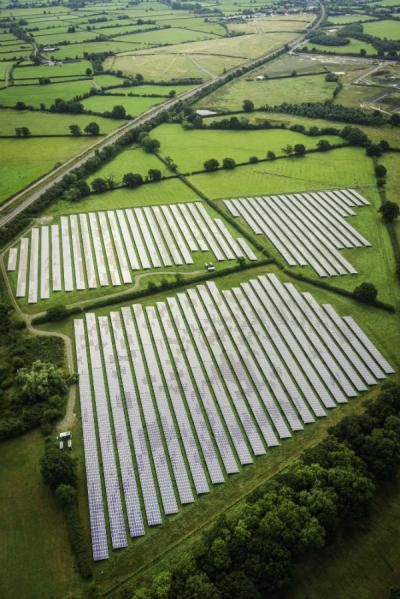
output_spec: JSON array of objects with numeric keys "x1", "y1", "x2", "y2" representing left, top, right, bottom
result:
[
  {"x1": 34, "y1": 30, "x2": 99, "y2": 45},
  {"x1": 54, "y1": 40, "x2": 144, "y2": 59},
  {"x1": 0, "y1": 136, "x2": 96, "y2": 203},
  {"x1": 104, "y1": 83, "x2": 193, "y2": 95},
  {"x1": 0, "y1": 79, "x2": 95, "y2": 109},
  {"x1": 301, "y1": 37, "x2": 377, "y2": 55},
  {"x1": 188, "y1": 147, "x2": 375, "y2": 200},
  {"x1": 198, "y1": 73, "x2": 337, "y2": 111},
  {"x1": 227, "y1": 14, "x2": 312, "y2": 34},
  {"x1": 105, "y1": 52, "x2": 245, "y2": 81},
  {"x1": 12, "y1": 60, "x2": 92, "y2": 79},
  {"x1": 154, "y1": 124, "x2": 343, "y2": 172},
  {"x1": 335, "y1": 83, "x2": 389, "y2": 108},
  {"x1": 81, "y1": 93, "x2": 163, "y2": 115},
  {"x1": 92, "y1": 74, "x2": 126, "y2": 88},
  {"x1": 363, "y1": 18, "x2": 400, "y2": 40},
  {"x1": 13, "y1": 76, "x2": 92, "y2": 85},
  {"x1": 0, "y1": 61, "x2": 13, "y2": 81},
  {"x1": 256, "y1": 52, "x2": 327, "y2": 76},
  {"x1": 87, "y1": 145, "x2": 168, "y2": 183},
  {"x1": 43, "y1": 176, "x2": 199, "y2": 219},
  {"x1": 153, "y1": 16, "x2": 226, "y2": 35},
  {"x1": 0, "y1": 431, "x2": 75, "y2": 599},
  {"x1": 0, "y1": 108, "x2": 123, "y2": 134}
]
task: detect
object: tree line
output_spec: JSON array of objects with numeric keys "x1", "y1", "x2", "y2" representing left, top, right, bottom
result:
[{"x1": 115, "y1": 382, "x2": 400, "y2": 599}]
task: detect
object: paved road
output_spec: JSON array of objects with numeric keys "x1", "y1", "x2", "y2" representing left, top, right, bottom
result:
[{"x1": 0, "y1": 2, "x2": 324, "y2": 229}]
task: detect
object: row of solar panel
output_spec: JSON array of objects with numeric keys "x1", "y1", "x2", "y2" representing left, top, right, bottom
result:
[
  {"x1": 74, "y1": 274, "x2": 393, "y2": 560},
  {"x1": 10, "y1": 202, "x2": 256, "y2": 303},
  {"x1": 224, "y1": 188, "x2": 371, "y2": 277}
]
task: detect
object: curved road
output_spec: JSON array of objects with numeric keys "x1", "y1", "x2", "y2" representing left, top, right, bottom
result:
[{"x1": 0, "y1": 0, "x2": 325, "y2": 228}]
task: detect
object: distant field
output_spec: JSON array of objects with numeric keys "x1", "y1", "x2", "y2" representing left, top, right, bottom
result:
[
  {"x1": 117, "y1": 26, "x2": 216, "y2": 45},
  {"x1": 54, "y1": 40, "x2": 143, "y2": 59},
  {"x1": 12, "y1": 59, "x2": 92, "y2": 79},
  {"x1": 81, "y1": 93, "x2": 163, "y2": 115},
  {"x1": 0, "y1": 432, "x2": 74, "y2": 599},
  {"x1": 258, "y1": 53, "x2": 326, "y2": 76},
  {"x1": 105, "y1": 52, "x2": 245, "y2": 81},
  {"x1": 0, "y1": 108, "x2": 123, "y2": 134},
  {"x1": 227, "y1": 15, "x2": 312, "y2": 34},
  {"x1": 188, "y1": 147, "x2": 374, "y2": 199},
  {"x1": 198, "y1": 73, "x2": 336, "y2": 111},
  {"x1": 0, "y1": 79, "x2": 95, "y2": 108},
  {"x1": 335, "y1": 83, "x2": 389, "y2": 108},
  {"x1": 327, "y1": 14, "x2": 376, "y2": 24},
  {"x1": 87, "y1": 145, "x2": 167, "y2": 182},
  {"x1": 0, "y1": 137, "x2": 95, "y2": 203},
  {"x1": 301, "y1": 37, "x2": 377, "y2": 55},
  {"x1": 0, "y1": 61, "x2": 14, "y2": 80},
  {"x1": 93, "y1": 74, "x2": 126, "y2": 87},
  {"x1": 44, "y1": 176, "x2": 198, "y2": 218},
  {"x1": 363, "y1": 19, "x2": 400, "y2": 40},
  {"x1": 102, "y1": 83, "x2": 193, "y2": 95},
  {"x1": 154, "y1": 124, "x2": 343, "y2": 172}
]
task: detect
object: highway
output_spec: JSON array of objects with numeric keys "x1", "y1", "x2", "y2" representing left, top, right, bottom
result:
[{"x1": 0, "y1": 1, "x2": 325, "y2": 229}]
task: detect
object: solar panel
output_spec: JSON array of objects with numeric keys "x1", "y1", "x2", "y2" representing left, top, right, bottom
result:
[
  {"x1": 7, "y1": 247, "x2": 17, "y2": 271},
  {"x1": 144, "y1": 206, "x2": 173, "y2": 267},
  {"x1": 28, "y1": 228, "x2": 39, "y2": 304},
  {"x1": 40, "y1": 226, "x2": 50, "y2": 300},
  {"x1": 79, "y1": 213, "x2": 98, "y2": 289},
  {"x1": 116, "y1": 209, "x2": 139, "y2": 271},
  {"x1": 98, "y1": 212, "x2": 121, "y2": 286},
  {"x1": 74, "y1": 319, "x2": 109, "y2": 561},
  {"x1": 51, "y1": 225, "x2": 62, "y2": 292},
  {"x1": 135, "y1": 208, "x2": 161, "y2": 268},
  {"x1": 236, "y1": 238, "x2": 257, "y2": 261},
  {"x1": 107, "y1": 211, "x2": 132, "y2": 285},
  {"x1": 69, "y1": 214, "x2": 86, "y2": 290},
  {"x1": 60, "y1": 216, "x2": 74, "y2": 292},
  {"x1": 178, "y1": 203, "x2": 208, "y2": 252},
  {"x1": 16, "y1": 238, "x2": 29, "y2": 297},
  {"x1": 88, "y1": 212, "x2": 109, "y2": 287},
  {"x1": 170, "y1": 204, "x2": 198, "y2": 252},
  {"x1": 125, "y1": 209, "x2": 151, "y2": 270}
]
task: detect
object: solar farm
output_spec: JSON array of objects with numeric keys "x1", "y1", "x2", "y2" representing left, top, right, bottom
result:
[
  {"x1": 9, "y1": 202, "x2": 256, "y2": 303},
  {"x1": 74, "y1": 273, "x2": 393, "y2": 560},
  {"x1": 224, "y1": 188, "x2": 371, "y2": 277}
]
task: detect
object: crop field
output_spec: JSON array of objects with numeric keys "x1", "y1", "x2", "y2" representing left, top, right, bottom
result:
[
  {"x1": 363, "y1": 19, "x2": 400, "y2": 40},
  {"x1": 0, "y1": 109, "x2": 123, "y2": 135},
  {"x1": 198, "y1": 73, "x2": 337, "y2": 111},
  {"x1": 0, "y1": 79, "x2": 95, "y2": 109},
  {"x1": 105, "y1": 52, "x2": 245, "y2": 81},
  {"x1": 81, "y1": 94, "x2": 163, "y2": 115},
  {"x1": 154, "y1": 124, "x2": 343, "y2": 172},
  {"x1": 0, "y1": 137, "x2": 96, "y2": 203}
]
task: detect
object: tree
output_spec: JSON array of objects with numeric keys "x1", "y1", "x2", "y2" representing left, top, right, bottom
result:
[
  {"x1": 375, "y1": 164, "x2": 387, "y2": 179},
  {"x1": 85, "y1": 67, "x2": 92, "y2": 76},
  {"x1": 379, "y1": 139, "x2": 390, "y2": 151},
  {"x1": 84, "y1": 121, "x2": 100, "y2": 136},
  {"x1": 366, "y1": 144, "x2": 382, "y2": 157},
  {"x1": 45, "y1": 305, "x2": 69, "y2": 321},
  {"x1": 242, "y1": 99, "x2": 254, "y2": 113},
  {"x1": 266, "y1": 151, "x2": 276, "y2": 160},
  {"x1": 15, "y1": 101, "x2": 26, "y2": 110},
  {"x1": 41, "y1": 443, "x2": 77, "y2": 490},
  {"x1": 353, "y1": 282, "x2": 378, "y2": 303},
  {"x1": 168, "y1": 90, "x2": 176, "y2": 98},
  {"x1": 111, "y1": 105, "x2": 126, "y2": 119},
  {"x1": 56, "y1": 483, "x2": 77, "y2": 510},
  {"x1": 317, "y1": 139, "x2": 331, "y2": 151},
  {"x1": 17, "y1": 360, "x2": 71, "y2": 404},
  {"x1": 294, "y1": 143, "x2": 306, "y2": 156},
  {"x1": 379, "y1": 201, "x2": 399, "y2": 223},
  {"x1": 204, "y1": 158, "x2": 220, "y2": 171},
  {"x1": 141, "y1": 136, "x2": 160, "y2": 153},
  {"x1": 69, "y1": 124, "x2": 82, "y2": 136},
  {"x1": 123, "y1": 172, "x2": 143, "y2": 188},
  {"x1": 249, "y1": 155, "x2": 258, "y2": 163},
  {"x1": 282, "y1": 145, "x2": 293, "y2": 155},
  {"x1": 222, "y1": 157, "x2": 236, "y2": 170},
  {"x1": 91, "y1": 178, "x2": 108, "y2": 193},
  {"x1": 148, "y1": 168, "x2": 162, "y2": 181},
  {"x1": 341, "y1": 126, "x2": 368, "y2": 146},
  {"x1": 135, "y1": 73, "x2": 144, "y2": 83}
]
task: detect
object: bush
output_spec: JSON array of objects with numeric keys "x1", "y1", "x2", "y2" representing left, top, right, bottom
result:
[{"x1": 353, "y1": 282, "x2": 378, "y2": 303}]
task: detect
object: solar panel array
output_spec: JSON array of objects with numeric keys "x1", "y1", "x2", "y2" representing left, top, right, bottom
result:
[
  {"x1": 14, "y1": 202, "x2": 255, "y2": 303},
  {"x1": 74, "y1": 273, "x2": 394, "y2": 560},
  {"x1": 224, "y1": 188, "x2": 371, "y2": 277}
]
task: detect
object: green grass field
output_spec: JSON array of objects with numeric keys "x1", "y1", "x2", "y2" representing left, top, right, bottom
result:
[
  {"x1": 327, "y1": 14, "x2": 376, "y2": 25},
  {"x1": 0, "y1": 108, "x2": 124, "y2": 134},
  {"x1": 81, "y1": 94, "x2": 163, "y2": 115},
  {"x1": 301, "y1": 37, "x2": 377, "y2": 55},
  {"x1": 117, "y1": 26, "x2": 216, "y2": 45},
  {"x1": 0, "y1": 431, "x2": 75, "y2": 599},
  {"x1": 154, "y1": 123, "x2": 343, "y2": 172},
  {"x1": 12, "y1": 59, "x2": 92, "y2": 79},
  {"x1": 198, "y1": 73, "x2": 337, "y2": 111},
  {"x1": 87, "y1": 145, "x2": 168, "y2": 183},
  {"x1": 43, "y1": 176, "x2": 198, "y2": 219},
  {"x1": 0, "y1": 79, "x2": 95, "y2": 109},
  {"x1": 363, "y1": 19, "x2": 400, "y2": 40},
  {"x1": 188, "y1": 146, "x2": 372, "y2": 199},
  {"x1": 0, "y1": 136, "x2": 96, "y2": 203}
]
